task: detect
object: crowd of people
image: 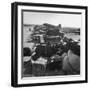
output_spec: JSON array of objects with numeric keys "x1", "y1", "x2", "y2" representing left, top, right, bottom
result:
[{"x1": 23, "y1": 36, "x2": 80, "y2": 77}]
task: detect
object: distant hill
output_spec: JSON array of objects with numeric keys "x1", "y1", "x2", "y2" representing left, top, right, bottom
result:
[{"x1": 62, "y1": 27, "x2": 80, "y2": 34}]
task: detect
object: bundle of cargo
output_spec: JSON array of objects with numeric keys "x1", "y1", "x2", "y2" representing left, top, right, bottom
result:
[
  {"x1": 29, "y1": 23, "x2": 64, "y2": 44},
  {"x1": 44, "y1": 29, "x2": 64, "y2": 44}
]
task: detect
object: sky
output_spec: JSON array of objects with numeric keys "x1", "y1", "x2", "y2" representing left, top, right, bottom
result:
[{"x1": 23, "y1": 11, "x2": 81, "y2": 28}]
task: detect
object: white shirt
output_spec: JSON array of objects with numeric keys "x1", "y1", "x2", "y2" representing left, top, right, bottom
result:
[{"x1": 31, "y1": 57, "x2": 47, "y2": 66}]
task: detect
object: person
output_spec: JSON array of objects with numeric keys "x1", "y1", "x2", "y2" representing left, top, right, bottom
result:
[
  {"x1": 31, "y1": 54, "x2": 47, "y2": 76},
  {"x1": 23, "y1": 47, "x2": 31, "y2": 56},
  {"x1": 62, "y1": 44, "x2": 80, "y2": 75}
]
